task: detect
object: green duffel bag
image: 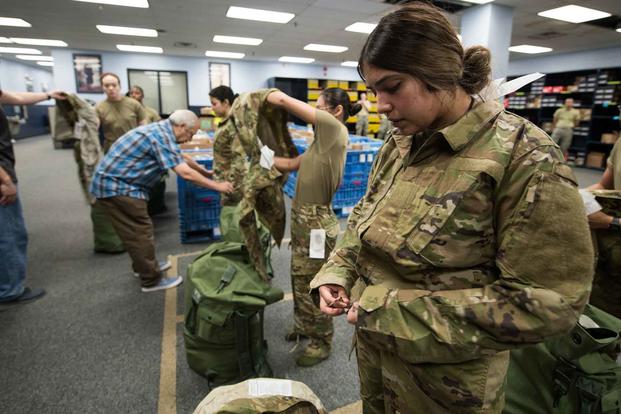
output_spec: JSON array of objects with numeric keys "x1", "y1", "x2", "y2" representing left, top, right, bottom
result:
[
  {"x1": 91, "y1": 201, "x2": 124, "y2": 253},
  {"x1": 220, "y1": 204, "x2": 274, "y2": 278},
  {"x1": 184, "y1": 241, "x2": 283, "y2": 387},
  {"x1": 505, "y1": 305, "x2": 621, "y2": 414}
]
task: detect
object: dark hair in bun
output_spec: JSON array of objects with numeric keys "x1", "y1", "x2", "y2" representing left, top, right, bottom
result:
[
  {"x1": 209, "y1": 85, "x2": 238, "y2": 105},
  {"x1": 321, "y1": 87, "x2": 361, "y2": 124}
]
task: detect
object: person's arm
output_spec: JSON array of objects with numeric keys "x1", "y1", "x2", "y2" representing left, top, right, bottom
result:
[
  {"x1": 588, "y1": 166, "x2": 614, "y2": 190},
  {"x1": 135, "y1": 102, "x2": 148, "y2": 126},
  {"x1": 273, "y1": 154, "x2": 303, "y2": 172},
  {"x1": 552, "y1": 109, "x2": 559, "y2": 129},
  {"x1": 266, "y1": 90, "x2": 317, "y2": 125},
  {"x1": 173, "y1": 162, "x2": 232, "y2": 193},
  {"x1": 182, "y1": 153, "x2": 213, "y2": 178},
  {"x1": 364, "y1": 100, "x2": 372, "y2": 111},
  {"x1": 0, "y1": 90, "x2": 66, "y2": 105},
  {"x1": 0, "y1": 166, "x2": 17, "y2": 205}
]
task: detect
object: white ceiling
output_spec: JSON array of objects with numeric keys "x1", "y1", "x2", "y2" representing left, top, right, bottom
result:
[{"x1": 0, "y1": 0, "x2": 620, "y2": 67}]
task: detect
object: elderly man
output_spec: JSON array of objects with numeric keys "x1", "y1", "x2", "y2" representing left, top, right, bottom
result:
[
  {"x1": 0, "y1": 89, "x2": 66, "y2": 306},
  {"x1": 90, "y1": 110, "x2": 233, "y2": 292}
]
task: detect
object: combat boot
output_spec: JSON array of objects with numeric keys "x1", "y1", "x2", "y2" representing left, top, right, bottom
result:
[{"x1": 295, "y1": 339, "x2": 330, "y2": 367}]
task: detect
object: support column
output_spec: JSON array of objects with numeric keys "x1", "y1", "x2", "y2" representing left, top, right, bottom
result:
[{"x1": 460, "y1": 3, "x2": 514, "y2": 80}]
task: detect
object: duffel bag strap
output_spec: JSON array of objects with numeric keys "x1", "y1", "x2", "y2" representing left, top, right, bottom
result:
[
  {"x1": 217, "y1": 265, "x2": 237, "y2": 293},
  {"x1": 553, "y1": 358, "x2": 579, "y2": 408},
  {"x1": 575, "y1": 376, "x2": 604, "y2": 414},
  {"x1": 234, "y1": 311, "x2": 254, "y2": 379}
]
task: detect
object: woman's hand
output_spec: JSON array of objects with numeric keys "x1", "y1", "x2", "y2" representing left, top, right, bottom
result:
[
  {"x1": 318, "y1": 284, "x2": 350, "y2": 316},
  {"x1": 346, "y1": 301, "x2": 359, "y2": 325}
]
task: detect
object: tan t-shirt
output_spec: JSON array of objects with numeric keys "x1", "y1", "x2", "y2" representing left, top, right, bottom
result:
[
  {"x1": 294, "y1": 110, "x2": 348, "y2": 205},
  {"x1": 144, "y1": 106, "x2": 161, "y2": 123},
  {"x1": 553, "y1": 106, "x2": 580, "y2": 129},
  {"x1": 607, "y1": 138, "x2": 621, "y2": 190},
  {"x1": 96, "y1": 96, "x2": 147, "y2": 151}
]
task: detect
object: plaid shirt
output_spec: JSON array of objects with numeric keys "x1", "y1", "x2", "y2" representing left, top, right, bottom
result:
[{"x1": 90, "y1": 120, "x2": 184, "y2": 200}]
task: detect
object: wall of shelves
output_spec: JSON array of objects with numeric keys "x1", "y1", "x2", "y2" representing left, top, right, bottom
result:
[
  {"x1": 268, "y1": 77, "x2": 380, "y2": 135},
  {"x1": 506, "y1": 67, "x2": 621, "y2": 169}
]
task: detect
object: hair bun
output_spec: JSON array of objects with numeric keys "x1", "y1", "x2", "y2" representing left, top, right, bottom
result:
[
  {"x1": 460, "y1": 46, "x2": 491, "y2": 95},
  {"x1": 349, "y1": 103, "x2": 363, "y2": 116}
]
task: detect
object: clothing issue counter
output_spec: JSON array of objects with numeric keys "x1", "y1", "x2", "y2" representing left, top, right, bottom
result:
[{"x1": 287, "y1": 123, "x2": 382, "y2": 217}]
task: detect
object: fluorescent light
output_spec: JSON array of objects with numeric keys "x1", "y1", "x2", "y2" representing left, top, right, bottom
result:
[
  {"x1": 617, "y1": 28, "x2": 621, "y2": 33},
  {"x1": 0, "y1": 37, "x2": 12, "y2": 43},
  {"x1": 205, "y1": 50, "x2": 245, "y2": 59},
  {"x1": 0, "y1": 46, "x2": 41, "y2": 54},
  {"x1": 345, "y1": 22, "x2": 377, "y2": 34},
  {"x1": 37, "y1": 61, "x2": 54, "y2": 67},
  {"x1": 17, "y1": 55, "x2": 53, "y2": 61},
  {"x1": 116, "y1": 44, "x2": 162, "y2": 53},
  {"x1": 304, "y1": 43, "x2": 348, "y2": 53},
  {"x1": 279, "y1": 56, "x2": 314, "y2": 64},
  {"x1": 0, "y1": 17, "x2": 31, "y2": 27},
  {"x1": 97, "y1": 25, "x2": 157, "y2": 37},
  {"x1": 538, "y1": 5, "x2": 611, "y2": 24},
  {"x1": 461, "y1": 0, "x2": 494, "y2": 4},
  {"x1": 213, "y1": 35, "x2": 262, "y2": 46},
  {"x1": 226, "y1": 6, "x2": 294, "y2": 24},
  {"x1": 508, "y1": 44, "x2": 553, "y2": 54},
  {"x1": 73, "y1": 0, "x2": 149, "y2": 8},
  {"x1": 341, "y1": 61, "x2": 358, "y2": 67},
  {"x1": 10, "y1": 38, "x2": 68, "y2": 47}
]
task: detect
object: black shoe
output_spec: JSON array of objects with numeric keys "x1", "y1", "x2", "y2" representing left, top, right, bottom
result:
[{"x1": 0, "y1": 287, "x2": 46, "y2": 307}]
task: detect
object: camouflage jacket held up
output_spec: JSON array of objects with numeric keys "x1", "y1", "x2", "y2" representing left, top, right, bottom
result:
[
  {"x1": 228, "y1": 89, "x2": 298, "y2": 281},
  {"x1": 56, "y1": 94, "x2": 102, "y2": 205},
  {"x1": 213, "y1": 115, "x2": 248, "y2": 206},
  {"x1": 310, "y1": 100, "x2": 594, "y2": 364}
]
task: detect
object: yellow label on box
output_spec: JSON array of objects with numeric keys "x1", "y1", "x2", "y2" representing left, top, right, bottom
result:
[
  {"x1": 307, "y1": 90, "x2": 320, "y2": 100},
  {"x1": 327, "y1": 80, "x2": 339, "y2": 88},
  {"x1": 308, "y1": 79, "x2": 319, "y2": 89},
  {"x1": 339, "y1": 80, "x2": 349, "y2": 89}
]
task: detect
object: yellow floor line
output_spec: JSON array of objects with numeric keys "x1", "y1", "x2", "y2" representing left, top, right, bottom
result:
[
  {"x1": 330, "y1": 401, "x2": 362, "y2": 414},
  {"x1": 157, "y1": 254, "x2": 179, "y2": 414}
]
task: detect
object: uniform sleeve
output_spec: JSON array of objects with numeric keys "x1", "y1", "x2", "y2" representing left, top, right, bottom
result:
[
  {"x1": 314, "y1": 110, "x2": 346, "y2": 153},
  {"x1": 354, "y1": 130, "x2": 594, "y2": 364},
  {"x1": 135, "y1": 101, "x2": 147, "y2": 124},
  {"x1": 608, "y1": 139, "x2": 620, "y2": 169},
  {"x1": 213, "y1": 126, "x2": 230, "y2": 182}
]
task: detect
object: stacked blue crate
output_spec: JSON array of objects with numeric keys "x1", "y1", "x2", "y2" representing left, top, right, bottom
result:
[{"x1": 177, "y1": 153, "x2": 222, "y2": 243}]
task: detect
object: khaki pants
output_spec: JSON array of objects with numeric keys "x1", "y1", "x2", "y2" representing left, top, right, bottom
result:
[
  {"x1": 356, "y1": 115, "x2": 369, "y2": 136},
  {"x1": 98, "y1": 196, "x2": 162, "y2": 287},
  {"x1": 551, "y1": 127, "x2": 573, "y2": 155}
]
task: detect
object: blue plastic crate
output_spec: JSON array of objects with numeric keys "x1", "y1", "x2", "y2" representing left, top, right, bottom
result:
[
  {"x1": 176, "y1": 167, "x2": 222, "y2": 243},
  {"x1": 333, "y1": 181, "x2": 366, "y2": 208}
]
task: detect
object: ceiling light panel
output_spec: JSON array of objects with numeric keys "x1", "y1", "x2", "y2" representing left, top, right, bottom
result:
[
  {"x1": 116, "y1": 44, "x2": 162, "y2": 53},
  {"x1": 345, "y1": 22, "x2": 377, "y2": 34},
  {"x1": 0, "y1": 17, "x2": 31, "y2": 27},
  {"x1": 279, "y1": 56, "x2": 314, "y2": 63},
  {"x1": 10, "y1": 38, "x2": 68, "y2": 47},
  {"x1": 97, "y1": 25, "x2": 157, "y2": 37},
  {"x1": 0, "y1": 37, "x2": 12, "y2": 43},
  {"x1": 226, "y1": 6, "x2": 294, "y2": 24},
  {"x1": 37, "y1": 61, "x2": 54, "y2": 67},
  {"x1": 0, "y1": 46, "x2": 41, "y2": 54},
  {"x1": 205, "y1": 51, "x2": 245, "y2": 59},
  {"x1": 17, "y1": 55, "x2": 53, "y2": 61},
  {"x1": 461, "y1": 0, "x2": 494, "y2": 4},
  {"x1": 74, "y1": 0, "x2": 149, "y2": 8},
  {"x1": 304, "y1": 44, "x2": 348, "y2": 53},
  {"x1": 537, "y1": 5, "x2": 611, "y2": 24},
  {"x1": 341, "y1": 61, "x2": 358, "y2": 67},
  {"x1": 213, "y1": 35, "x2": 263, "y2": 46},
  {"x1": 508, "y1": 45, "x2": 553, "y2": 54}
]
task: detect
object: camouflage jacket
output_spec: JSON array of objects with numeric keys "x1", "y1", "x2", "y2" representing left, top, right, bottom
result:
[
  {"x1": 56, "y1": 94, "x2": 102, "y2": 204},
  {"x1": 589, "y1": 189, "x2": 621, "y2": 217},
  {"x1": 213, "y1": 115, "x2": 248, "y2": 206},
  {"x1": 229, "y1": 89, "x2": 298, "y2": 280},
  {"x1": 310, "y1": 100, "x2": 594, "y2": 364}
]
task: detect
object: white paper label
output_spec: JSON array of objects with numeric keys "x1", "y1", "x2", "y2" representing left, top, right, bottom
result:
[
  {"x1": 248, "y1": 379, "x2": 293, "y2": 397},
  {"x1": 309, "y1": 229, "x2": 326, "y2": 259},
  {"x1": 73, "y1": 120, "x2": 85, "y2": 138},
  {"x1": 259, "y1": 145, "x2": 275, "y2": 170},
  {"x1": 579, "y1": 189, "x2": 602, "y2": 215},
  {"x1": 367, "y1": 153, "x2": 374, "y2": 163},
  {"x1": 342, "y1": 206, "x2": 353, "y2": 214},
  {"x1": 359, "y1": 154, "x2": 366, "y2": 163},
  {"x1": 213, "y1": 227, "x2": 221, "y2": 237}
]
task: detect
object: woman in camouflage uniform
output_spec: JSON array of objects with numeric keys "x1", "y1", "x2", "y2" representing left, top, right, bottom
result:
[
  {"x1": 267, "y1": 88, "x2": 361, "y2": 367},
  {"x1": 310, "y1": 3, "x2": 594, "y2": 413}
]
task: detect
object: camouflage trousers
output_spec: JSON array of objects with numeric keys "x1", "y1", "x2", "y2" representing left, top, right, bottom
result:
[
  {"x1": 290, "y1": 203, "x2": 339, "y2": 342},
  {"x1": 590, "y1": 229, "x2": 621, "y2": 318},
  {"x1": 356, "y1": 328, "x2": 508, "y2": 414}
]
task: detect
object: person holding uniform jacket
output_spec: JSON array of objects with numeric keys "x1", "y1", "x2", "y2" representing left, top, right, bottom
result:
[
  {"x1": 309, "y1": 3, "x2": 594, "y2": 413},
  {"x1": 267, "y1": 88, "x2": 362, "y2": 367}
]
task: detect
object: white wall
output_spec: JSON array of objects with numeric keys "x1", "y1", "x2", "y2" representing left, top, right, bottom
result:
[
  {"x1": 51, "y1": 49, "x2": 360, "y2": 107},
  {"x1": 0, "y1": 58, "x2": 55, "y2": 97},
  {"x1": 508, "y1": 45, "x2": 621, "y2": 76}
]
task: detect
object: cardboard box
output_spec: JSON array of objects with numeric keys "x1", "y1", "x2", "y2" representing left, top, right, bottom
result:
[
  {"x1": 180, "y1": 139, "x2": 213, "y2": 150},
  {"x1": 586, "y1": 151, "x2": 606, "y2": 168},
  {"x1": 601, "y1": 132, "x2": 619, "y2": 144}
]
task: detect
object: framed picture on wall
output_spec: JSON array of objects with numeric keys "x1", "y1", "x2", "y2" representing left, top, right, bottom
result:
[
  {"x1": 209, "y1": 62, "x2": 230, "y2": 89},
  {"x1": 73, "y1": 54, "x2": 103, "y2": 93}
]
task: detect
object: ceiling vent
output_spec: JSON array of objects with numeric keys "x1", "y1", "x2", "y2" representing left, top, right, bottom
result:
[
  {"x1": 528, "y1": 31, "x2": 567, "y2": 40},
  {"x1": 173, "y1": 41, "x2": 196, "y2": 48}
]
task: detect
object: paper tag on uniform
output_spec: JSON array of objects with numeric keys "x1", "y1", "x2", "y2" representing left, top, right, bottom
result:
[
  {"x1": 259, "y1": 145, "x2": 275, "y2": 170},
  {"x1": 248, "y1": 379, "x2": 293, "y2": 397},
  {"x1": 309, "y1": 229, "x2": 326, "y2": 259},
  {"x1": 73, "y1": 120, "x2": 85, "y2": 138}
]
